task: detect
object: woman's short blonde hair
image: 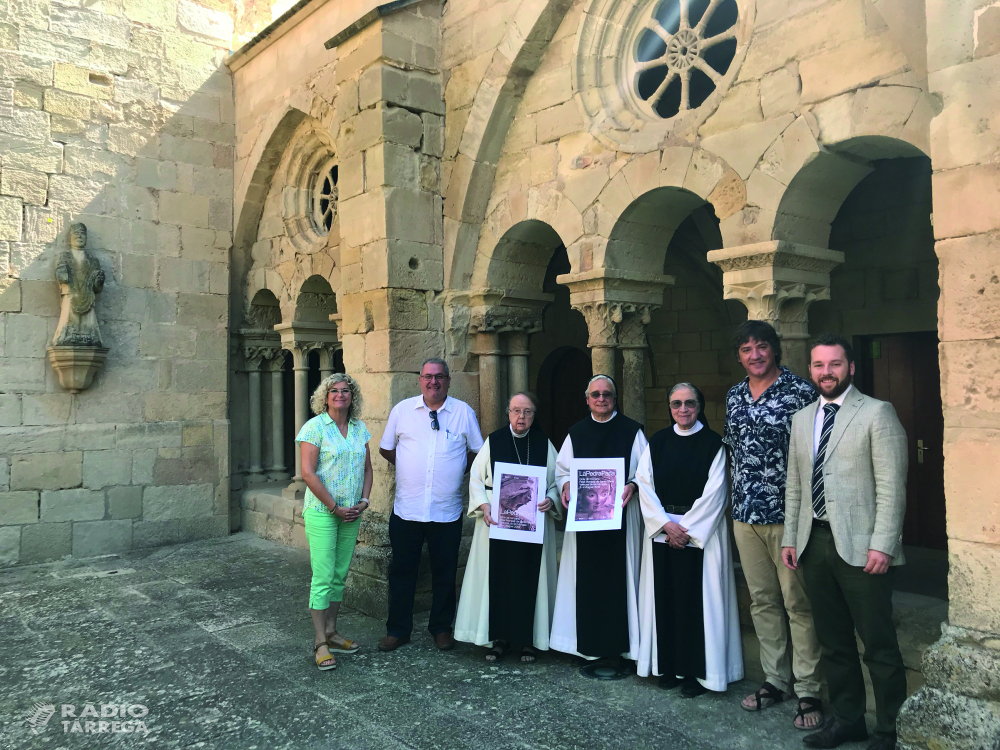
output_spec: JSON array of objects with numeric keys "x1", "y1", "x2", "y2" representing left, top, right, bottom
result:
[{"x1": 310, "y1": 373, "x2": 363, "y2": 421}]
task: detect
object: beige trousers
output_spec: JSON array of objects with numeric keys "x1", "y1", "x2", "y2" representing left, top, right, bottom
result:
[{"x1": 734, "y1": 520, "x2": 823, "y2": 698}]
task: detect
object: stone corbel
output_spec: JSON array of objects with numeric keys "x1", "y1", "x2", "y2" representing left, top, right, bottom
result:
[{"x1": 707, "y1": 241, "x2": 844, "y2": 374}]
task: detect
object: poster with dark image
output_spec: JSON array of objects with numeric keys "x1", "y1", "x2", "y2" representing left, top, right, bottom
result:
[
  {"x1": 498, "y1": 473, "x2": 537, "y2": 532},
  {"x1": 574, "y1": 468, "x2": 617, "y2": 521}
]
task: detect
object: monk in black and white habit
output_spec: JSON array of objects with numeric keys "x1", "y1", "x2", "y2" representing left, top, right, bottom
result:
[
  {"x1": 455, "y1": 392, "x2": 562, "y2": 662},
  {"x1": 551, "y1": 375, "x2": 648, "y2": 672},
  {"x1": 635, "y1": 383, "x2": 743, "y2": 697}
]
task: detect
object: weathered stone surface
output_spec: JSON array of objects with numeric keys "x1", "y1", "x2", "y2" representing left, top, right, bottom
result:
[
  {"x1": 82, "y1": 450, "x2": 132, "y2": 489},
  {"x1": 1, "y1": 168, "x2": 47, "y2": 205},
  {"x1": 19, "y1": 521, "x2": 71, "y2": 563},
  {"x1": 72, "y1": 519, "x2": 132, "y2": 557},
  {"x1": 107, "y1": 485, "x2": 142, "y2": 519},
  {"x1": 142, "y1": 483, "x2": 214, "y2": 520},
  {"x1": 0, "y1": 526, "x2": 19, "y2": 566},
  {"x1": 40, "y1": 487, "x2": 104, "y2": 522},
  {"x1": 11, "y1": 451, "x2": 82, "y2": 491},
  {"x1": 0, "y1": 490, "x2": 38, "y2": 525}
]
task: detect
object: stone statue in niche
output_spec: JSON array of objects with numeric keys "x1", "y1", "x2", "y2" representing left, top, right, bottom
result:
[
  {"x1": 53, "y1": 223, "x2": 105, "y2": 347},
  {"x1": 47, "y1": 222, "x2": 109, "y2": 393}
]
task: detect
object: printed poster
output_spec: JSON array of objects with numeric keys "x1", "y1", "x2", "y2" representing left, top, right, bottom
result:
[
  {"x1": 566, "y1": 457, "x2": 625, "y2": 532},
  {"x1": 488, "y1": 461, "x2": 547, "y2": 544}
]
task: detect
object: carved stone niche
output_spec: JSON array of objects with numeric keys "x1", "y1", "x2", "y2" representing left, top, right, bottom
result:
[{"x1": 47, "y1": 222, "x2": 109, "y2": 393}]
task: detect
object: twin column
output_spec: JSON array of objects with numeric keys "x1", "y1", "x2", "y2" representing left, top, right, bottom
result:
[{"x1": 242, "y1": 345, "x2": 289, "y2": 484}]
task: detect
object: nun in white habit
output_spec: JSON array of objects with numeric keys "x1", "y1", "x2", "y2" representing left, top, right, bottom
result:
[
  {"x1": 550, "y1": 375, "x2": 648, "y2": 670},
  {"x1": 636, "y1": 383, "x2": 743, "y2": 696},
  {"x1": 454, "y1": 392, "x2": 562, "y2": 662}
]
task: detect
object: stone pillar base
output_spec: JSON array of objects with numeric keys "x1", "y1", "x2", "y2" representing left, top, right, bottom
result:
[{"x1": 898, "y1": 624, "x2": 1000, "y2": 750}]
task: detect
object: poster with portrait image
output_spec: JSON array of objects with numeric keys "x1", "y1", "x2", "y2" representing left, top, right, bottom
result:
[
  {"x1": 566, "y1": 457, "x2": 626, "y2": 532},
  {"x1": 488, "y1": 461, "x2": 547, "y2": 544}
]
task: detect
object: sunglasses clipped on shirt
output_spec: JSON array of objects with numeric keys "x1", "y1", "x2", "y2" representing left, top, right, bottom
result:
[{"x1": 429, "y1": 410, "x2": 440, "y2": 431}]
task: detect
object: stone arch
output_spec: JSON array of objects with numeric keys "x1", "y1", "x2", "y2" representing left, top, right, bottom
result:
[
  {"x1": 445, "y1": 0, "x2": 577, "y2": 291},
  {"x1": 471, "y1": 219, "x2": 567, "y2": 296},
  {"x1": 247, "y1": 288, "x2": 281, "y2": 330},
  {"x1": 292, "y1": 275, "x2": 338, "y2": 323},
  {"x1": 722, "y1": 94, "x2": 933, "y2": 248},
  {"x1": 771, "y1": 133, "x2": 929, "y2": 248}
]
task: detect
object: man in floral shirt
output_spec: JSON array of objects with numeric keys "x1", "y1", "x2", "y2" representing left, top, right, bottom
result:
[{"x1": 724, "y1": 321, "x2": 824, "y2": 730}]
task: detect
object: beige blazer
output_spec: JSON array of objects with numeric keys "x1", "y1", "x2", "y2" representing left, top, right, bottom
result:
[{"x1": 782, "y1": 388, "x2": 908, "y2": 567}]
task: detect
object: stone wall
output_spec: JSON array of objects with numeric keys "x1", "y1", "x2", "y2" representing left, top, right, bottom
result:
[{"x1": 0, "y1": 0, "x2": 241, "y2": 565}]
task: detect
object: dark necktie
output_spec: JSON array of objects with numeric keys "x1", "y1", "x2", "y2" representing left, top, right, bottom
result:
[{"x1": 811, "y1": 403, "x2": 840, "y2": 518}]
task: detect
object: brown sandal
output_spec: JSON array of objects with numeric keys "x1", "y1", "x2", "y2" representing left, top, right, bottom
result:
[{"x1": 314, "y1": 643, "x2": 336, "y2": 671}]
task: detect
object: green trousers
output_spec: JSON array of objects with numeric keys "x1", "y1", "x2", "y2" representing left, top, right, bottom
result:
[
  {"x1": 304, "y1": 508, "x2": 361, "y2": 610},
  {"x1": 800, "y1": 525, "x2": 906, "y2": 737}
]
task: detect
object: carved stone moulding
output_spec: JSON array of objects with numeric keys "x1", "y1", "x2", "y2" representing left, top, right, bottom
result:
[
  {"x1": 467, "y1": 288, "x2": 554, "y2": 335},
  {"x1": 47, "y1": 345, "x2": 109, "y2": 393}
]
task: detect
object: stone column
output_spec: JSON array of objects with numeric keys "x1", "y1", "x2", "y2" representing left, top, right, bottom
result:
[
  {"x1": 475, "y1": 331, "x2": 503, "y2": 436},
  {"x1": 266, "y1": 351, "x2": 288, "y2": 481},
  {"x1": 707, "y1": 242, "x2": 844, "y2": 376},
  {"x1": 290, "y1": 346, "x2": 310, "y2": 487},
  {"x1": 318, "y1": 346, "x2": 335, "y2": 381},
  {"x1": 618, "y1": 307, "x2": 653, "y2": 426},
  {"x1": 245, "y1": 349, "x2": 266, "y2": 483},
  {"x1": 507, "y1": 332, "x2": 530, "y2": 397}
]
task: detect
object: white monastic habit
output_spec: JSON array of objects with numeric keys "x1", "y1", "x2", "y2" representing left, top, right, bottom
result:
[
  {"x1": 550, "y1": 412, "x2": 648, "y2": 659},
  {"x1": 454, "y1": 428, "x2": 562, "y2": 650},
  {"x1": 635, "y1": 421, "x2": 744, "y2": 691}
]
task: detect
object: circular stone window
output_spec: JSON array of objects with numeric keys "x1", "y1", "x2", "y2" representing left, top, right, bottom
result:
[
  {"x1": 574, "y1": 0, "x2": 753, "y2": 152},
  {"x1": 312, "y1": 163, "x2": 338, "y2": 234},
  {"x1": 282, "y1": 122, "x2": 339, "y2": 254}
]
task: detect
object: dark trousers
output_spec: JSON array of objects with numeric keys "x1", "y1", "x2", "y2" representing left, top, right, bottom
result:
[
  {"x1": 800, "y1": 525, "x2": 907, "y2": 737},
  {"x1": 386, "y1": 512, "x2": 462, "y2": 638}
]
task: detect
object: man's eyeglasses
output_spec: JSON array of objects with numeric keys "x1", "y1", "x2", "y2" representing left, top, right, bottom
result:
[
  {"x1": 508, "y1": 408, "x2": 535, "y2": 417},
  {"x1": 429, "y1": 410, "x2": 440, "y2": 430},
  {"x1": 420, "y1": 374, "x2": 449, "y2": 382},
  {"x1": 669, "y1": 399, "x2": 699, "y2": 410},
  {"x1": 589, "y1": 390, "x2": 614, "y2": 400}
]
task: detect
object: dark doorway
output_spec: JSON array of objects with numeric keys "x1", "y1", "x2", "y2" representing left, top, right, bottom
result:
[
  {"x1": 856, "y1": 332, "x2": 945, "y2": 550},
  {"x1": 537, "y1": 346, "x2": 592, "y2": 449}
]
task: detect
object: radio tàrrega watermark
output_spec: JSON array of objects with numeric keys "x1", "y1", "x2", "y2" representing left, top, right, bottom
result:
[{"x1": 23, "y1": 702, "x2": 150, "y2": 735}]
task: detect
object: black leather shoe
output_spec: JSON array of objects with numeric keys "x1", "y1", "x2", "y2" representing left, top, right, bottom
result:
[
  {"x1": 802, "y1": 717, "x2": 868, "y2": 748},
  {"x1": 866, "y1": 734, "x2": 896, "y2": 750},
  {"x1": 680, "y1": 677, "x2": 708, "y2": 698},
  {"x1": 658, "y1": 674, "x2": 680, "y2": 690}
]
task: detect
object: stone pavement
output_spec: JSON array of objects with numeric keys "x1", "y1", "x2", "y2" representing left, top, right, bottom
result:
[{"x1": 0, "y1": 533, "x2": 851, "y2": 750}]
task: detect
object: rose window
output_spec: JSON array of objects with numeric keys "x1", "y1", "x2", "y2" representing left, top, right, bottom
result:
[
  {"x1": 313, "y1": 164, "x2": 338, "y2": 234},
  {"x1": 633, "y1": 0, "x2": 739, "y2": 119}
]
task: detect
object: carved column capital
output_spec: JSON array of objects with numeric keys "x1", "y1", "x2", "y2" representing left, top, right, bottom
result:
[
  {"x1": 264, "y1": 350, "x2": 288, "y2": 372},
  {"x1": 574, "y1": 301, "x2": 623, "y2": 348},
  {"x1": 617, "y1": 304, "x2": 657, "y2": 349},
  {"x1": 467, "y1": 289, "x2": 551, "y2": 337},
  {"x1": 707, "y1": 241, "x2": 845, "y2": 329}
]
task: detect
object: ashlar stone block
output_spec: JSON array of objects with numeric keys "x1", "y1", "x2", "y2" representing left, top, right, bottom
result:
[
  {"x1": 0, "y1": 527, "x2": 19, "y2": 566},
  {"x1": 1, "y1": 491, "x2": 38, "y2": 525},
  {"x1": 0, "y1": 195, "x2": 23, "y2": 241},
  {"x1": 11, "y1": 451, "x2": 82, "y2": 491},
  {"x1": 19, "y1": 522, "x2": 71, "y2": 563},
  {"x1": 1, "y1": 168, "x2": 47, "y2": 205},
  {"x1": 53, "y1": 62, "x2": 113, "y2": 100},
  {"x1": 72, "y1": 519, "x2": 132, "y2": 557},
  {"x1": 83, "y1": 450, "x2": 132, "y2": 489},
  {"x1": 364, "y1": 328, "x2": 444, "y2": 372},
  {"x1": 40, "y1": 488, "x2": 104, "y2": 522},
  {"x1": 142, "y1": 483, "x2": 214, "y2": 521}
]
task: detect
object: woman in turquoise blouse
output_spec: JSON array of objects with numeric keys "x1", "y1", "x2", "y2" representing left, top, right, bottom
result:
[{"x1": 296, "y1": 373, "x2": 373, "y2": 671}]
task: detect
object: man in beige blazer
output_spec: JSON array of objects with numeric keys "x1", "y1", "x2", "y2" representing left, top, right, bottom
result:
[{"x1": 781, "y1": 334, "x2": 908, "y2": 750}]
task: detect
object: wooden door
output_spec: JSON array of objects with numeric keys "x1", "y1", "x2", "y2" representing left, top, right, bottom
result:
[{"x1": 857, "y1": 332, "x2": 946, "y2": 550}]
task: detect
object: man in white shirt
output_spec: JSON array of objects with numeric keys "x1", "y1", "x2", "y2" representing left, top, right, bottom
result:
[{"x1": 378, "y1": 358, "x2": 484, "y2": 652}]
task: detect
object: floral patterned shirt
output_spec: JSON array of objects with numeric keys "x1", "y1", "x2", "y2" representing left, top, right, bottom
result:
[
  {"x1": 723, "y1": 366, "x2": 817, "y2": 525},
  {"x1": 295, "y1": 413, "x2": 371, "y2": 514}
]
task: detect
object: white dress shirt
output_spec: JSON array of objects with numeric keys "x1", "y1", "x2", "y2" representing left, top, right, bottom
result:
[
  {"x1": 380, "y1": 395, "x2": 485, "y2": 523},
  {"x1": 812, "y1": 384, "x2": 852, "y2": 519}
]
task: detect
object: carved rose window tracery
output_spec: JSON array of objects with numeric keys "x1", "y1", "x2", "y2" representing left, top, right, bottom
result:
[
  {"x1": 634, "y1": 0, "x2": 739, "y2": 119},
  {"x1": 313, "y1": 163, "x2": 338, "y2": 234}
]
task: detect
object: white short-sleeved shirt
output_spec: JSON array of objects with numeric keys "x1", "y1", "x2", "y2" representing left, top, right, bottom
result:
[{"x1": 380, "y1": 395, "x2": 485, "y2": 523}]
